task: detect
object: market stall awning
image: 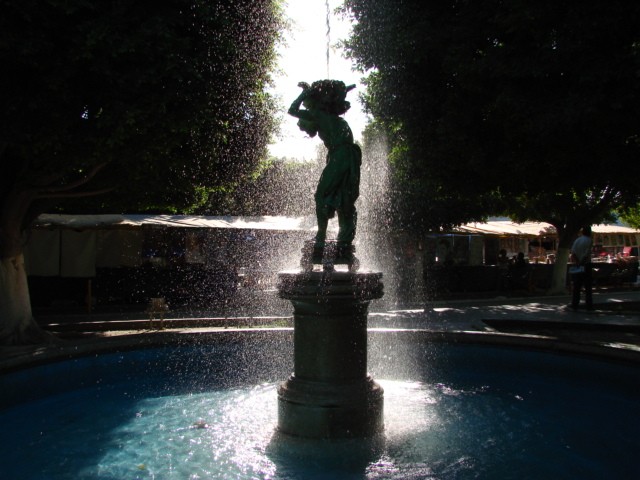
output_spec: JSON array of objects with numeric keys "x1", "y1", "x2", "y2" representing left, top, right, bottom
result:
[
  {"x1": 456, "y1": 221, "x2": 557, "y2": 236},
  {"x1": 33, "y1": 214, "x2": 318, "y2": 231},
  {"x1": 455, "y1": 221, "x2": 638, "y2": 236},
  {"x1": 33, "y1": 215, "x2": 638, "y2": 236}
]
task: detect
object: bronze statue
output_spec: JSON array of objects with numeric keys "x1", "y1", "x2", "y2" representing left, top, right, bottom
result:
[{"x1": 288, "y1": 80, "x2": 362, "y2": 249}]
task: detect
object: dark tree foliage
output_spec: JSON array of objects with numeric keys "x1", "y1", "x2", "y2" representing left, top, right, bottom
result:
[
  {"x1": 619, "y1": 205, "x2": 640, "y2": 229},
  {"x1": 0, "y1": 0, "x2": 283, "y2": 344},
  {"x1": 342, "y1": 0, "x2": 640, "y2": 237},
  {"x1": 1, "y1": 0, "x2": 283, "y2": 227},
  {"x1": 202, "y1": 157, "x2": 321, "y2": 216}
]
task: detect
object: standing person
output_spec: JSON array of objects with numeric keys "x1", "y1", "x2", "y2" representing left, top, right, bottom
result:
[
  {"x1": 570, "y1": 226, "x2": 594, "y2": 310},
  {"x1": 288, "y1": 80, "x2": 362, "y2": 248},
  {"x1": 496, "y1": 249, "x2": 510, "y2": 290}
]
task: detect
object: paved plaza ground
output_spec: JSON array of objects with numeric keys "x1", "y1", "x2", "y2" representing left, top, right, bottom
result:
[{"x1": 2, "y1": 285, "x2": 639, "y2": 371}]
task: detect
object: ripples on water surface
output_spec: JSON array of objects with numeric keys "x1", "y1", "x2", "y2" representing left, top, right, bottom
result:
[{"x1": 1, "y1": 342, "x2": 638, "y2": 479}]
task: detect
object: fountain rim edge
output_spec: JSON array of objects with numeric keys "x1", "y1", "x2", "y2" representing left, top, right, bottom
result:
[{"x1": 2, "y1": 327, "x2": 639, "y2": 375}]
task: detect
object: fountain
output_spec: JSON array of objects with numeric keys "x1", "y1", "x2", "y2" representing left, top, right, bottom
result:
[
  {"x1": 276, "y1": 79, "x2": 385, "y2": 439},
  {"x1": 1, "y1": 335, "x2": 639, "y2": 478},
  {"x1": 1, "y1": 15, "x2": 639, "y2": 480},
  {"x1": 1, "y1": 35, "x2": 639, "y2": 472},
  {"x1": 277, "y1": 244, "x2": 384, "y2": 438}
]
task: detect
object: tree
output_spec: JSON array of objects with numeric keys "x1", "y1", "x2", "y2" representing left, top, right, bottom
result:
[
  {"x1": 618, "y1": 205, "x2": 640, "y2": 230},
  {"x1": 343, "y1": 0, "x2": 640, "y2": 291},
  {"x1": 199, "y1": 156, "x2": 322, "y2": 216},
  {"x1": 0, "y1": 0, "x2": 284, "y2": 344}
]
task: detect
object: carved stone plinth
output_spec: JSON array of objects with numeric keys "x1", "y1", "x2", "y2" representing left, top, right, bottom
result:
[
  {"x1": 277, "y1": 269, "x2": 384, "y2": 438},
  {"x1": 300, "y1": 240, "x2": 360, "y2": 272}
]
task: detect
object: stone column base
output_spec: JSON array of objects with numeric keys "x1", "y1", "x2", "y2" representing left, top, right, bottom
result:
[{"x1": 278, "y1": 375, "x2": 383, "y2": 438}]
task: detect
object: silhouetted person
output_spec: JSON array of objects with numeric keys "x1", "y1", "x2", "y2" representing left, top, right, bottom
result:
[
  {"x1": 497, "y1": 249, "x2": 509, "y2": 290},
  {"x1": 570, "y1": 226, "x2": 593, "y2": 310},
  {"x1": 510, "y1": 252, "x2": 529, "y2": 291}
]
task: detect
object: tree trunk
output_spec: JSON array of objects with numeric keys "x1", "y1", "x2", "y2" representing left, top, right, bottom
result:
[
  {"x1": 548, "y1": 223, "x2": 580, "y2": 295},
  {"x1": 0, "y1": 252, "x2": 50, "y2": 345},
  {"x1": 549, "y1": 246, "x2": 570, "y2": 294}
]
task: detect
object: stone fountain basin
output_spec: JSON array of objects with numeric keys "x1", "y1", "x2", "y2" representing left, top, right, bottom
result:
[{"x1": 1, "y1": 329, "x2": 639, "y2": 479}]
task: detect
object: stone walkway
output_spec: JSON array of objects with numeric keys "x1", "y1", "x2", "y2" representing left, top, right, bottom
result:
[
  {"x1": 2, "y1": 288, "x2": 639, "y2": 372},
  {"x1": 375, "y1": 289, "x2": 640, "y2": 331}
]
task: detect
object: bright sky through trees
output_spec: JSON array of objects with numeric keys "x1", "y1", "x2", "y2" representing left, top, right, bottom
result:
[{"x1": 268, "y1": 0, "x2": 367, "y2": 160}]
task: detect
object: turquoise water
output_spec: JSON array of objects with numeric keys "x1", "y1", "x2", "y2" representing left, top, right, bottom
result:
[{"x1": 1, "y1": 339, "x2": 638, "y2": 479}]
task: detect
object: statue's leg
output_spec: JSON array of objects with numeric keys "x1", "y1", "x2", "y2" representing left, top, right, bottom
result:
[
  {"x1": 315, "y1": 202, "x2": 329, "y2": 247},
  {"x1": 314, "y1": 154, "x2": 351, "y2": 247},
  {"x1": 336, "y1": 205, "x2": 357, "y2": 246}
]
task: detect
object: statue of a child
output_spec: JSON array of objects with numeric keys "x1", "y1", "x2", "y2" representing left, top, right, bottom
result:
[{"x1": 288, "y1": 80, "x2": 362, "y2": 248}]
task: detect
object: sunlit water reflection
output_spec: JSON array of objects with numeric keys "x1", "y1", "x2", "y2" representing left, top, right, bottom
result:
[{"x1": 1, "y1": 342, "x2": 638, "y2": 479}]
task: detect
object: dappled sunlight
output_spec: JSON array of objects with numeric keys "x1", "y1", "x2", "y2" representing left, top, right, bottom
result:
[
  {"x1": 3, "y1": 343, "x2": 639, "y2": 478},
  {"x1": 495, "y1": 303, "x2": 559, "y2": 314}
]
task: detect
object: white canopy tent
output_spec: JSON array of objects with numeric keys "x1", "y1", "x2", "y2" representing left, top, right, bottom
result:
[
  {"x1": 455, "y1": 221, "x2": 639, "y2": 237},
  {"x1": 26, "y1": 214, "x2": 320, "y2": 277},
  {"x1": 33, "y1": 213, "x2": 319, "y2": 231},
  {"x1": 33, "y1": 214, "x2": 638, "y2": 236},
  {"x1": 26, "y1": 215, "x2": 639, "y2": 277}
]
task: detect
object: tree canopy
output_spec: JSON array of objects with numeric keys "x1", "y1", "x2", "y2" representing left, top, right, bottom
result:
[
  {"x1": 1, "y1": 0, "x2": 284, "y2": 229},
  {"x1": 619, "y1": 205, "x2": 640, "y2": 229},
  {"x1": 0, "y1": 0, "x2": 284, "y2": 344},
  {"x1": 200, "y1": 156, "x2": 322, "y2": 216},
  {"x1": 342, "y1": 0, "x2": 640, "y2": 237}
]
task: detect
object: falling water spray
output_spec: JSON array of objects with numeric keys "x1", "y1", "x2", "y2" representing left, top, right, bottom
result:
[
  {"x1": 276, "y1": 78, "x2": 385, "y2": 438},
  {"x1": 325, "y1": 0, "x2": 331, "y2": 77}
]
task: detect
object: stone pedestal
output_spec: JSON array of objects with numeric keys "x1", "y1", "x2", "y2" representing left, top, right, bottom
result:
[{"x1": 277, "y1": 269, "x2": 384, "y2": 438}]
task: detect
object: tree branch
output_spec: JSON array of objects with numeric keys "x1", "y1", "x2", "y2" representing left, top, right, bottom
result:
[
  {"x1": 35, "y1": 187, "x2": 115, "y2": 200},
  {"x1": 38, "y1": 162, "x2": 110, "y2": 193}
]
